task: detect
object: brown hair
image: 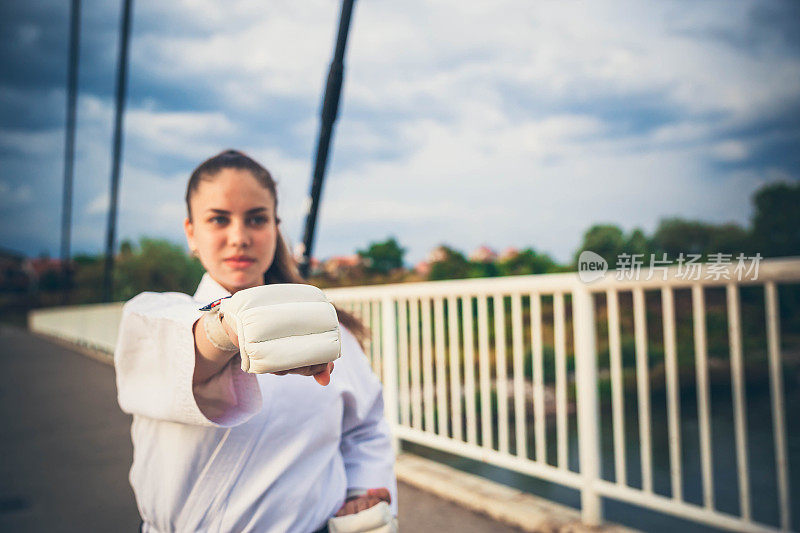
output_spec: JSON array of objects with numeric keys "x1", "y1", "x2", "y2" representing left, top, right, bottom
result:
[{"x1": 185, "y1": 149, "x2": 367, "y2": 345}]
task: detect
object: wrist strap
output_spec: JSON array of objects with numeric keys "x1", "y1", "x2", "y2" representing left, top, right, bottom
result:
[
  {"x1": 203, "y1": 311, "x2": 238, "y2": 352},
  {"x1": 346, "y1": 488, "x2": 368, "y2": 501}
]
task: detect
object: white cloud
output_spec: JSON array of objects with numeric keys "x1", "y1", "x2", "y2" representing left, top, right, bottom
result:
[
  {"x1": 86, "y1": 194, "x2": 109, "y2": 215},
  {"x1": 155, "y1": 201, "x2": 185, "y2": 222},
  {"x1": 112, "y1": 1, "x2": 800, "y2": 263},
  {"x1": 3, "y1": 0, "x2": 798, "y2": 264},
  {"x1": 711, "y1": 141, "x2": 749, "y2": 162},
  {"x1": 126, "y1": 109, "x2": 237, "y2": 160},
  {"x1": 0, "y1": 126, "x2": 63, "y2": 156},
  {"x1": 0, "y1": 181, "x2": 33, "y2": 205},
  {"x1": 17, "y1": 24, "x2": 41, "y2": 46},
  {"x1": 14, "y1": 185, "x2": 32, "y2": 203},
  {"x1": 131, "y1": 0, "x2": 338, "y2": 107}
]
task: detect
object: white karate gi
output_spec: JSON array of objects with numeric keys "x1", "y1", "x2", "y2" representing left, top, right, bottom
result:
[{"x1": 114, "y1": 273, "x2": 397, "y2": 533}]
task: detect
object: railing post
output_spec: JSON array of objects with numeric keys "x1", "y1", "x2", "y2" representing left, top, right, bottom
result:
[
  {"x1": 572, "y1": 286, "x2": 603, "y2": 526},
  {"x1": 381, "y1": 296, "x2": 401, "y2": 455}
]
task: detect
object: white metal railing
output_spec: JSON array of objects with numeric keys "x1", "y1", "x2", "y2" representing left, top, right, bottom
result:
[
  {"x1": 325, "y1": 257, "x2": 800, "y2": 533},
  {"x1": 27, "y1": 258, "x2": 800, "y2": 532}
]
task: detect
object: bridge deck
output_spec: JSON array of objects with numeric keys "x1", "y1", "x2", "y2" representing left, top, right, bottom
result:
[{"x1": 0, "y1": 325, "x2": 522, "y2": 532}]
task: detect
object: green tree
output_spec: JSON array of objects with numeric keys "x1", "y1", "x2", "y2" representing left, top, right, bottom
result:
[
  {"x1": 652, "y1": 218, "x2": 711, "y2": 257},
  {"x1": 752, "y1": 181, "x2": 800, "y2": 258},
  {"x1": 652, "y1": 218, "x2": 752, "y2": 259},
  {"x1": 114, "y1": 238, "x2": 205, "y2": 300},
  {"x1": 573, "y1": 224, "x2": 627, "y2": 267},
  {"x1": 468, "y1": 261, "x2": 499, "y2": 278},
  {"x1": 625, "y1": 228, "x2": 651, "y2": 256},
  {"x1": 39, "y1": 268, "x2": 63, "y2": 291},
  {"x1": 429, "y1": 246, "x2": 471, "y2": 280},
  {"x1": 497, "y1": 248, "x2": 558, "y2": 276},
  {"x1": 708, "y1": 223, "x2": 753, "y2": 256},
  {"x1": 119, "y1": 239, "x2": 134, "y2": 258},
  {"x1": 357, "y1": 237, "x2": 406, "y2": 275}
]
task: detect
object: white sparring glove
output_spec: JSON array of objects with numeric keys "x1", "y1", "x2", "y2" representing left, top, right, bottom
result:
[
  {"x1": 200, "y1": 283, "x2": 341, "y2": 374},
  {"x1": 327, "y1": 502, "x2": 398, "y2": 533}
]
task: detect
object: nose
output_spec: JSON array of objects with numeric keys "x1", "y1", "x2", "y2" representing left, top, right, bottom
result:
[{"x1": 228, "y1": 218, "x2": 252, "y2": 249}]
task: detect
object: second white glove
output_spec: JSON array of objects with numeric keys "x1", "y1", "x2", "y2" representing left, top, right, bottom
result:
[
  {"x1": 327, "y1": 502, "x2": 398, "y2": 533},
  {"x1": 206, "y1": 283, "x2": 342, "y2": 374}
]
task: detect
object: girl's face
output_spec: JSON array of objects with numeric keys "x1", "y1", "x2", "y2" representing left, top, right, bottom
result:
[{"x1": 184, "y1": 168, "x2": 278, "y2": 294}]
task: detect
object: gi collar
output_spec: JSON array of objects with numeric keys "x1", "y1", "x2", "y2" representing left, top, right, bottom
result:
[{"x1": 193, "y1": 272, "x2": 232, "y2": 303}]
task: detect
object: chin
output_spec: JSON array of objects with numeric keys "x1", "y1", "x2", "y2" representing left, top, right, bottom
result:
[{"x1": 227, "y1": 273, "x2": 264, "y2": 291}]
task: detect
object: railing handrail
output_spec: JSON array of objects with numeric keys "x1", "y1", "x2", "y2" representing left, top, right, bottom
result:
[{"x1": 324, "y1": 256, "x2": 800, "y2": 299}]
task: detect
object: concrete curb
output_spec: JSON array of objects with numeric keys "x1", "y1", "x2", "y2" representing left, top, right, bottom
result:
[
  {"x1": 395, "y1": 454, "x2": 637, "y2": 533},
  {"x1": 30, "y1": 330, "x2": 114, "y2": 366}
]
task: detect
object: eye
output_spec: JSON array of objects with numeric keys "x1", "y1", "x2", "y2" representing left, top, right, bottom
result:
[
  {"x1": 247, "y1": 215, "x2": 270, "y2": 227},
  {"x1": 209, "y1": 215, "x2": 229, "y2": 226}
]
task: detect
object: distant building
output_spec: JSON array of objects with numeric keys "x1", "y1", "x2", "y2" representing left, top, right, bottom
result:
[
  {"x1": 415, "y1": 245, "x2": 455, "y2": 277},
  {"x1": 0, "y1": 250, "x2": 69, "y2": 293},
  {"x1": 308, "y1": 257, "x2": 322, "y2": 276},
  {"x1": 323, "y1": 254, "x2": 365, "y2": 277},
  {"x1": 26, "y1": 256, "x2": 64, "y2": 278},
  {"x1": 414, "y1": 261, "x2": 431, "y2": 276},
  {"x1": 469, "y1": 245, "x2": 497, "y2": 263},
  {"x1": 498, "y1": 246, "x2": 520, "y2": 262},
  {"x1": 24, "y1": 256, "x2": 65, "y2": 291},
  {"x1": 426, "y1": 245, "x2": 449, "y2": 264}
]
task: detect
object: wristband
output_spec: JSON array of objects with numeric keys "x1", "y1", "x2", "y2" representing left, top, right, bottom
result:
[
  {"x1": 346, "y1": 488, "x2": 368, "y2": 500},
  {"x1": 202, "y1": 309, "x2": 238, "y2": 352}
]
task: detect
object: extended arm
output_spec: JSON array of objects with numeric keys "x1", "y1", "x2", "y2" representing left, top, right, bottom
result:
[
  {"x1": 114, "y1": 291, "x2": 262, "y2": 427},
  {"x1": 115, "y1": 285, "x2": 342, "y2": 427}
]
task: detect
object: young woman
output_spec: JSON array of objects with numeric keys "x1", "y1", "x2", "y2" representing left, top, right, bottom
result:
[{"x1": 114, "y1": 150, "x2": 397, "y2": 532}]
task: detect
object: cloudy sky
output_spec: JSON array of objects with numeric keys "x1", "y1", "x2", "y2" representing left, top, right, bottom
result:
[{"x1": 1, "y1": 1, "x2": 798, "y2": 265}]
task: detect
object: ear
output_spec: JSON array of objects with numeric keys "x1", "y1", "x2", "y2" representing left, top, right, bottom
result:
[{"x1": 183, "y1": 217, "x2": 196, "y2": 252}]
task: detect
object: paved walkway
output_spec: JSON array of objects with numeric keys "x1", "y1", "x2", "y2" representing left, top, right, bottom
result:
[{"x1": 0, "y1": 325, "x2": 522, "y2": 532}]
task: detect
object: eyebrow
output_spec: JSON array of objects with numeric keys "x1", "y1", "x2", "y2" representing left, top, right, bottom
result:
[{"x1": 206, "y1": 207, "x2": 270, "y2": 215}]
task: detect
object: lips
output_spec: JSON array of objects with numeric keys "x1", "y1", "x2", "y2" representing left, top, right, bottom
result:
[{"x1": 224, "y1": 256, "x2": 256, "y2": 268}]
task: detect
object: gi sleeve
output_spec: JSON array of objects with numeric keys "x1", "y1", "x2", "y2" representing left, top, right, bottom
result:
[
  {"x1": 338, "y1": 327, "x2": 398, "y2": 515},
  {"x1": 114, "y1": 291, "x2": 262, "y2": 427}
]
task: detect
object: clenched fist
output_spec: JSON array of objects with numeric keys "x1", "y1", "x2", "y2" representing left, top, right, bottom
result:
[{"x1": 204, "y1": 283, "x2": 342, "y2": 375}]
